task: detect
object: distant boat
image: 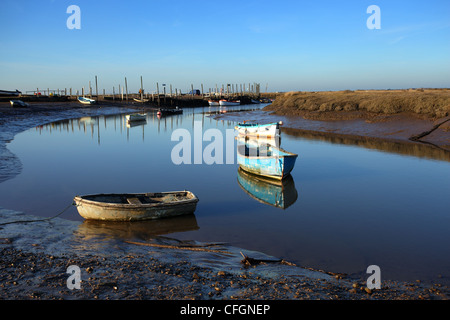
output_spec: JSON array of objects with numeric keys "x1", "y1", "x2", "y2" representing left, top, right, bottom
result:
[
  {"x1": 219, "y1": 99, "x2": 240, "y2": 106},
  {"x1": 73, "y1": 191, "x2": 199, "y2": 221},
  {"x1": 237, "y1": 168, "x2": 298, "y2": 209},
  {"x1": 133, "y1": 98, "x2": 149, "y2": 103},
  {"x1": 236, "y1": 137, "x2": 298, "y2": 180},
  {"x1": 9, "y1": 100, "x2": 29, "y2": 108},
  {"x1": 77, "y1": 96, "x2": 97, "y2": 105},
  {"x1": 0, "y1": 89, "x2": 21, "y2": 96},
  {"x1": 157, "y1": 107, "x2": 183, "y2": 116},
  {"x1": 126, "y1": 113, "x2": 146, "y2": 122},
  {"x1": 208, "y1": 100, "x2": 220, "y2": 106},
  {"x1": 235, "y1": 121, "x2": 282, "y2": 138},
  {"x1": 251, "y1": 99, "x2": 261, "y2": 104}
]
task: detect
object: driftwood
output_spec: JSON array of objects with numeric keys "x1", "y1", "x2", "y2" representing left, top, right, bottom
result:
[
  {"x1": 240, "y1": 251, "x2": 282, "y2": 266},
  {"x1": 124, "y1": 240, "x2": 231, "y2": 254}
]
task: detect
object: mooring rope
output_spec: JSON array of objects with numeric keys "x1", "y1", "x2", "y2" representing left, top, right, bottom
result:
[{"x1": 0, "y1": 202, "x2": 73, "y2": 226}]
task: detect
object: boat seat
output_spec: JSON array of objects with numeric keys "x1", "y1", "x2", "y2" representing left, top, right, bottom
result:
[{"x1": 127, "y1": 197, "x2": 142, "y2": 205}]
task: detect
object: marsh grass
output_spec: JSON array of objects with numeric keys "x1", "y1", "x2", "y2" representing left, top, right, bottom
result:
[{"x1": 265, "y1": 89, "x2": 450, "y2": 119}]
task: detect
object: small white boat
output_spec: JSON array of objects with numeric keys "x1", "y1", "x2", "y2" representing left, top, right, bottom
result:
[
  {"x1": 133, "y1": 98, "x2": 149, "y2": 103},
  {"x1": 77, "y1": 96, "x2": 97, "y2": 105},
  {"x1": 10, "y1": 100, "x2": 29, "y2": 107},
  {"x1": 208, "y1": 100, "x2": 220, "y2": 106},
  {"x1": 73, "y1": 191, "x2": 199, "y2": 221},
  {"x1": 219, "y1": 99, "x2": 240, "y2": 106},
  {"x1": 126, "y1": 113, "x2": 147, "y2": 122},
  {"x1": 235, "y1": 121, "x2": 282, "y2": 138}
]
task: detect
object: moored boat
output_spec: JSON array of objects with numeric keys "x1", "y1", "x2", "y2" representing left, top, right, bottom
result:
[
  {"x1": 9, "y1": 100, "x2": 29, "y2": 107},
  {"x1": 1, "y1": 89, "x2": 21, "y2": 96},
  {"x1": 157, "y1": 107, "x2": 183, "y2": 116},
  {"x1": 208, "y1": 100, "x2": 220, "y2": 106},
  {"x1": 73, "y1": 191, "x2": 199, "y2": 221},
  {"x1": 133, "y1": 98, "x2": 149, "y2": 103},
  {"x1": 77, "y1": 96, "x2": 97, "y2": 105},
  {"x1": 235, "y1": 121, "x2": 282, "y2": 138},
  {"x1": 236, "y1": 137, "x2": 298, "y2": 180},
  {"x1": 126, "y1": 113, "x2": 146, "y2": 122},
  {"x1": 219, "y1": 99, "x2": 240, "y2": 106}
]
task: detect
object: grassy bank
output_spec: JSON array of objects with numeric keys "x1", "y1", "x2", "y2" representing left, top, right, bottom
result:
[{"x1": 265, "y1": 89, "x2": 450, "y2": 119}]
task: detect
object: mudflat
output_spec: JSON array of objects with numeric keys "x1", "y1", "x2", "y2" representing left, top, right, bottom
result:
[{"x1": 262, "y1": 89, "x2": 450, "y2": 151}]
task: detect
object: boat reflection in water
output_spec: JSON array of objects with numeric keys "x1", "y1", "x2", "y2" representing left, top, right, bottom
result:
[
  {"x1": 76, "y1": 214, "x2": 199, "y2": 243},
  {"x1": 236, "y1": 134, "x2": 298, "y2": 180},
  {"x1": 237, "y1": 168, "x2": 298, "y2": 209}
]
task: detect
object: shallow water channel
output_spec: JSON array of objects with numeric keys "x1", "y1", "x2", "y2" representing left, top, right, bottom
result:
[{"x1": 1, "y1": 104, "x2": 449, "y2": 285}]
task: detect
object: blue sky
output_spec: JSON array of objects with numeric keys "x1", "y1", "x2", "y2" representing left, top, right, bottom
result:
[{"x1": 0, "y1": 0, "x2": 449, "y2": 93}]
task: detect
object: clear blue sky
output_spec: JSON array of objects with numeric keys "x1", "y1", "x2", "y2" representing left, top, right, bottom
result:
[{"x1": 1, "y1": 0, "x2": 449, "y2": 93}]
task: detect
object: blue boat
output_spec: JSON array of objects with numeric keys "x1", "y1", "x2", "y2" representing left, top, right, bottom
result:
[
  {"x1": 237, "y1": 168, "x2": 298, "y2": 209},
  {"x1": 236, "y1": 137, "x2": 298, "y2": 180},
  {"x1": 77, "y1": 96, "x2": 97, "y2": 105}
]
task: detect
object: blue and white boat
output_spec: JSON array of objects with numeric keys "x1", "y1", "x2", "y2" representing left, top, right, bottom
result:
[
  {"x1": 236, "y1": 137, "x2": 298, "y2": 180},
  {"x1": 77, "y1": 96, "x2": 97, "y2": 105},
  {"x1": 235, "y1": 121, "x2": 282, "y2": 138}
]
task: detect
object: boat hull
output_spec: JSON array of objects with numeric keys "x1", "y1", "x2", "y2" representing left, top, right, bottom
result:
[
  {"x1": 237, "y1": 143, "x2": 297, "y2": 180},
  {"x1": 208, "y1": 100, "x2": 220, "y2": 106},
  {"x1": 73, "y1": 191, "x2": 199, "y2": 221},
  {"x1": 219, "y1": 100, "x2": 240, "y2": 106},
  {"x1": 77, "y1": 97, "x2": 97, "y2": 105},
  {"x1": 10, "y1": 100, "x2": 29, "y2": 107},
  {"x1": 126, "y1": 113, "x2": 146, "y2": 122}
]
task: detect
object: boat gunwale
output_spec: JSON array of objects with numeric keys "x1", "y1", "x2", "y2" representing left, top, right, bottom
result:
[
  {"x1": 74, "y1": 191, "x2": 199, "y2": 209},
  {"x1": 236, "y1": 122, "x2": 280, "y2": 128}
]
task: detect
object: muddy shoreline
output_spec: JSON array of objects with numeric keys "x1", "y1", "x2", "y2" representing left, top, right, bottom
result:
[
  {"x1": 262, "y1": 89, "x2": 450, "y2": 152},
  {"x1": 1, "y1": 101, "x2": 449, "y2": 300},
  {"x1": 214, "y1": 109, "x2": 450, "y2": 161}
]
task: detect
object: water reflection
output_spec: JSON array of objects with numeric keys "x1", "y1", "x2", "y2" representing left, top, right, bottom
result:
[
  {"x1": 237, "y1": 168, "x2": 298, "y2": 209},
  {"x1": 76, "y1": 214, "x2": 199, "y2": 241},
  {"x1": 281, "y1": 127, "x2": 450, "y2": 162}
]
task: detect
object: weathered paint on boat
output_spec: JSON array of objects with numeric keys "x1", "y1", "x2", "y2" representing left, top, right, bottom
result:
[
  {"x1": 235, "y1": 121, "x2": 282, "y2": 138},
  {"x1": 73, "y1": 191, "x2": 199, "y2": 221},
  {"x1": 236, "y1": 139, "x2": 298, "y2": 180}
]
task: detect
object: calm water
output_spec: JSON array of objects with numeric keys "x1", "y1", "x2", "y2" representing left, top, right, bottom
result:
[{"x1": 1, "y1": 104, "x2": 449, "y2": 284}]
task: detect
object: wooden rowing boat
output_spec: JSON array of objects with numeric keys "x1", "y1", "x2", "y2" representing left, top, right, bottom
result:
[{"x1": 73, "y1": 191, "x2": 199, "y2": 221}]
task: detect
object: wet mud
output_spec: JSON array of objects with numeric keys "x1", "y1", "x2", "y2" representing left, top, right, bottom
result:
[{"x1": 214, "y1": 109, "x2": 450, "y2": 161}]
